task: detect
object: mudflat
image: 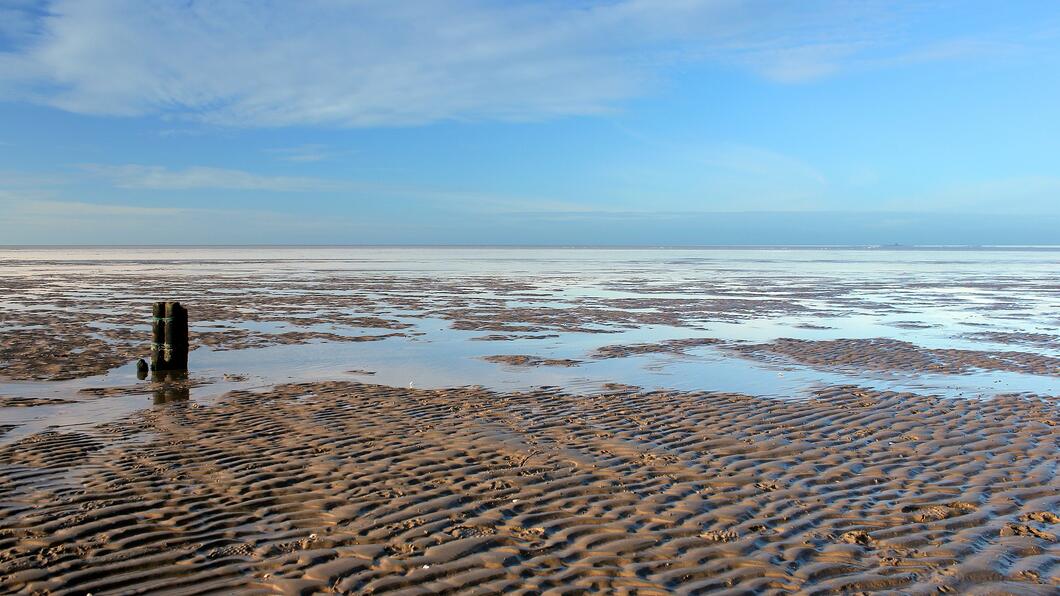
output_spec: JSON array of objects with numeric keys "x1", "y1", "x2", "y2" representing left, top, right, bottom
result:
[{"x1": 1, "y1": 247, "x2": 1058, "y2": 594}]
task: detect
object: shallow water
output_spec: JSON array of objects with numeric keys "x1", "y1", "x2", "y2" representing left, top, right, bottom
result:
[{"x1": 1, "y1": 246, "x2": 1058, "y2": 444}]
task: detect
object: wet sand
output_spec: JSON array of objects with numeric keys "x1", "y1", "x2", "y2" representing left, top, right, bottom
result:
[
  {"x1": 592, "y1": 338, "x2": 724, "y2": 359},
  {"x1": 481, "y1": 355, "x2": 582, "y2": 367},
  {"x1": 1, "y1": 247, "x2": 1059, "y2": 593},
  {"x1": 732, "y1": 338, "x2": 1060, "y2": 377},
  {"x1": 1, "y1": 383, "x2": 1057, "y2": 594}
]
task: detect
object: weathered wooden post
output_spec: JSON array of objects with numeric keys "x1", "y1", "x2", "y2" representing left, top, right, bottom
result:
[{"x1": 151, "y1": 301, "x2": 189, "y2": 371}]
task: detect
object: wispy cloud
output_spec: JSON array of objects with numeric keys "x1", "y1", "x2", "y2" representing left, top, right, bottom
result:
[
  {"x1": 357, "y1": 184, "x2": 601, "y2": 215},
  {"x1": 0, "y1": 1, "x2": 44, "y2": 51},
  {"x1": 266, "y1": 145, "x2": 336, "y2": 163},
  {"x1": 0, "y1": 169, "x2": 68, "y2": 188},
  {"x1": 4, "y1": 187, "x2": 1057, "y2": 245},
  {"x1": 15, "y1": 198, "x2": 185, "y2": 217},
  {"x1": 73, "y1": 162, "x2": 602, "y2": 212},
  {"x1": 0, "y1": 0, "x2": 1025, "y2": 128},
  {"x1": 735, "y1": 42, "x2": 859, "y2": 83},
  {"x1": 0, "y1": 192, "x2": 370, "y2": 243},
  {"x1": 80, "y1": 164, "x2": 341, "y2": 192}
]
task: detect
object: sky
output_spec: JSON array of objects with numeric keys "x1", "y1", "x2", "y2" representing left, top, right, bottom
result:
[{"x1": 1, "y1": 0, "x2": 1059, "y2": 245}]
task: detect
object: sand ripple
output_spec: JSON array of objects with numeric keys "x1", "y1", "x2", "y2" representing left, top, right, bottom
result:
[{"x1": 1, "y1": 383, "x2": 1057, "y2": 594}]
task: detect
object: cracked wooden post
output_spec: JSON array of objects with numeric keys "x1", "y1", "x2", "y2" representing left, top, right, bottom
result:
[{"x1": 151, "y1": 301, "x2": 189, "y2": 371}]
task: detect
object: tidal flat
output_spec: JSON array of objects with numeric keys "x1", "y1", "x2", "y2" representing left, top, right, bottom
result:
[{"x1": 0, "y1": 247, "x2": 1057, "y2": 594}]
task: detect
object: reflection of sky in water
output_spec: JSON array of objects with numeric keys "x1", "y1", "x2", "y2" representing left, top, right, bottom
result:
[{"x1": 1, "y1": 247, "x2": 1058, "y2": 444}]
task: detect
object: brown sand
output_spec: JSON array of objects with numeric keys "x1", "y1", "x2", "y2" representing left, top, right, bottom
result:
[
  {"x1": 592, "y1": 338, "x2": 724, "y2": 359},
  {"x1": 0, "y1": 325, "x2": 142, "y2": 381},
  {"x1": 471, "y1": 334, "x2": 561, "y2": 342},
  {"x1": 481, "y1": 355, "x2": 582, "y2": 367},
  {"x1": 0, "y1": 320, "x2": 402, "y2": 382},
  {"x1": 734, "y1": 338, "x2": 1060, "y2": 377},
  {"x1": 0, "y1": 396, "x2": 76, "y2": 408},
  {"x1": 959, "y1": 332, "x2": 1060, "y2": 350},
  {"x1": 196, "y1": 330, "x2": 406, "y2": 352},
  {"x1": 1, "y1": 383, "x2": 1056, "y2": 594}
]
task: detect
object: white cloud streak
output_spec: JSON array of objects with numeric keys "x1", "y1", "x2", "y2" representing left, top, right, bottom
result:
[
  {"x1": 0, "y1": 191, "x2": 367, "y2": 244},
  {"x1": 15, "y1": 198, "x2": 185, "y2": 217},
  {"x1": 266, "y1": 145, "x2": 336, "y2": 163},
  {"x1": 80, "y1": 164, "x2": 341, "y2": 192},
  {"x1": 0, "y1": 0, "x2": 991, "y2": 128},
  {"x1": 73, "y1": 162, "x2": 604, "y2": 211}
]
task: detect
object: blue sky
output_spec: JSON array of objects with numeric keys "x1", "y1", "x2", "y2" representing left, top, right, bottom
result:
[{"x1": 1, "y1": 0, "x2": 1059, "y2": 245}]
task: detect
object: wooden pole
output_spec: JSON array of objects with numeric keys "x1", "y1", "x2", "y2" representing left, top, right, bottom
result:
[
  {"x1": 167, "y1": 302, "x2": 189, "y2": 370},
  {"x1": 150, "y1": 301, "x2": 166, "y2": 370},
  {"x1": 151, "y1": 301, "x2": 189, "y2": 371}
]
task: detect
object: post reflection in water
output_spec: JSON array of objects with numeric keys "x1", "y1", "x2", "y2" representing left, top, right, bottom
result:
[{"x1": 150, "y1": 370, "x2": 191, "y2": 404}]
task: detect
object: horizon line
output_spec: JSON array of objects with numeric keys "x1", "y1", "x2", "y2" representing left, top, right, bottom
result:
[{"x1": 3, "y1": 244, "x2": 1060, "y2": 250}]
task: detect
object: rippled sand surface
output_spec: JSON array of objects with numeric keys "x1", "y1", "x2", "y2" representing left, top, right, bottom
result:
[
  {"x1": 2, "y1": 383, "x2": 1056, "y2": 594},
  {"x1": 0, "y1": 247, "x2": 1058, "y2": 593}
]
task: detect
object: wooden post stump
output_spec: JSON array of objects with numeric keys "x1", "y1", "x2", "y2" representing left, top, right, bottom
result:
[{"x1": 150, "y1": 301, "x2": 189, "y2": 371}]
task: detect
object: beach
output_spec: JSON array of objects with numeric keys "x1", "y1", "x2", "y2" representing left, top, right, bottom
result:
[{"x1": 1, "y1": 247, "x2": 1058, "y2": 594}]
